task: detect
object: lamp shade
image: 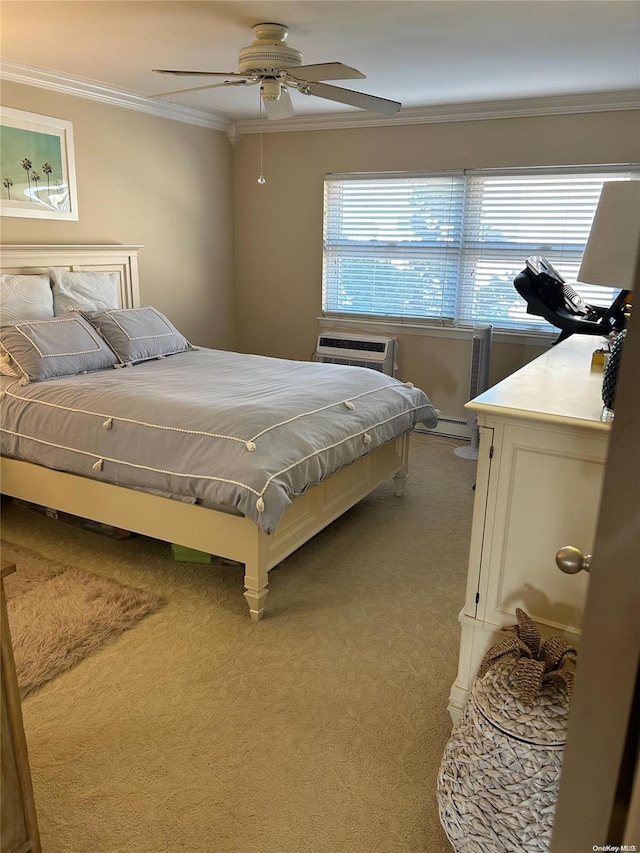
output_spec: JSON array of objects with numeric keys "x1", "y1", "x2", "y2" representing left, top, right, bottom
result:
[{"x1": 577, "y1": 180, "x2": 640, "y2": 292}]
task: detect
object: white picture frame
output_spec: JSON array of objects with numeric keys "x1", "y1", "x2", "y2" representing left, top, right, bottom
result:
[{"x1": 0, "y1": 107, "x2": 79, "y2": 220}]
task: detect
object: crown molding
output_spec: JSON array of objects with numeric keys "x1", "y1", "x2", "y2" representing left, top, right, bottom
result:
[
  {"x1": 0, "y1": 61, "x2": 232, "y2": 132},
  {"x1": 234, "y1": 90, "x2": 640, "y2": 135},
  {"x1": 1, "y1": 62, "x2": 637, "y2": 139}
]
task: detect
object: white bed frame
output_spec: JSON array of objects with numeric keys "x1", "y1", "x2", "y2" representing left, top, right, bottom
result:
[{"x1": 0, "y1": 244, "x2": 410, "y2": 619}]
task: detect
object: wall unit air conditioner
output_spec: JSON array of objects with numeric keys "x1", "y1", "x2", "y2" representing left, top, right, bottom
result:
[
  {"x1": 454, "y1": 325, "x2": 493, "y2": 460},
  {"x1": 316, "y1": 332, "x2": 397, "y2": 376}
]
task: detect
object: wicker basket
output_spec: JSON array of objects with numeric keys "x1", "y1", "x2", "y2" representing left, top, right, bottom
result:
[{"x1": 437, "y1": 610, "x2": 576, "y2": 853}]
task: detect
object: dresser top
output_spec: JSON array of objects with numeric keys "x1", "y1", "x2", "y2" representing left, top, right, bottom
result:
[{"x1": 468, "y1": 335, "x2": 613, "y2": 431}]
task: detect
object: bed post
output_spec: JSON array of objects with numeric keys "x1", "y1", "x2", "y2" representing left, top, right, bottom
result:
[
  {"x1": 393, "y1": 433, "x2": 411, "y2": 496},
  {"x1": 243, "y1": 529, "x2": 271, "y2": 620},
  {"x1": 393, "y1": 468, "x2": 408, "y2": 496}
]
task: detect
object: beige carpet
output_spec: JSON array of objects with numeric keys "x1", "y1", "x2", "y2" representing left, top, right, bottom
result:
[
  {"x1": 0, "y1": 435, "x2": 475, "y2": 853},
  {"x1": 2, "y1": 541, "x2": 165, "y2": 699}
]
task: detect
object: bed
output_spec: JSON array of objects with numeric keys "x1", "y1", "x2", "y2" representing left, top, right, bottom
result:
[{"x1": 0, "y1": 244, "x2": 438, "y2": 619}]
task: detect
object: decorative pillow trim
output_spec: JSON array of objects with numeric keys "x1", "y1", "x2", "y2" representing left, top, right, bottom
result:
[
  {"x1": 0, "y1": 315, "x2": 118, "y2": 383},
  {"x1": 82, "y1": 306, "x2": 192, "y2": 365},
  {"x1": 101, "y1": 308, "x2": 179, "y2": 341},
  {"x1": 14, "y1": 317, "x2": 106, "y2": 358},
  {"x1": 0, "y1": 339, "x2": 29, "y2": 381},
  {"x1": 0, "y1": 344, "x2": 20, "y2": 377}
]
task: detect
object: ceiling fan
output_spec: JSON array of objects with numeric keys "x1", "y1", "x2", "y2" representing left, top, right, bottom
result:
[{"x1": 152, "y1": 22, "x2": 402, "y2": 120}]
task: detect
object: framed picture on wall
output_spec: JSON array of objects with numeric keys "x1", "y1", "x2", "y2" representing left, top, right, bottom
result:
[{"x1": 0, "y1": 107, "x2": 79, "y2": 220}]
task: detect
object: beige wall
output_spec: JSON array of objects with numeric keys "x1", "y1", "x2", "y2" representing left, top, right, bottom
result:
[
  {"x1": 2, "y1": 86, "x2": 638, "y2": 419},
  {"x1": 0, "y1": 82, "x2": 237, "y2": 351},
  {"x1": 233, "y1": 110, "x2": 640, "y2": 418}
]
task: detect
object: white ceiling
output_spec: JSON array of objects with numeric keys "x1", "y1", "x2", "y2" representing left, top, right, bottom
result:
[{"x1": 1, "y1": 0, "x2": 640, "y2": 126}]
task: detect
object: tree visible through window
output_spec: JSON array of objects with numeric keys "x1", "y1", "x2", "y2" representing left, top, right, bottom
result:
[{"x1": 323, "y1": 167, "x2": 638, "y2": 333}]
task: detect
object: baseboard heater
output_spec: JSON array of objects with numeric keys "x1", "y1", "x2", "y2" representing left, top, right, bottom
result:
[{"x1": 416, "y1": 417, "x2": 471, "y2": 441}]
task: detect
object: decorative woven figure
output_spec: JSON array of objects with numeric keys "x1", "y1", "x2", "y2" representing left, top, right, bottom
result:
[{"x1": 437, "y1": 609, "x2": 577, "y2": 853}]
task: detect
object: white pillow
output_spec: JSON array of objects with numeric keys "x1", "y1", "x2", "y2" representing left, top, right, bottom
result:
[
  {"x1": 0, "y1": 274, "x2": 54, "y2": 324},
  {"x1": 50, "y1": 268, "x2": 120, "y2": 315}
]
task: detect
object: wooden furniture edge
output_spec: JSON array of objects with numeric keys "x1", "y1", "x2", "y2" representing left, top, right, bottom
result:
[{"x1": 1, "y1": 560, "x2": 42, "y2": 852}]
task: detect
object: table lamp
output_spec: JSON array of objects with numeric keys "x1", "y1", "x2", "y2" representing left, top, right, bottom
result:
[{"x1": 576, "y1": 180, "x2": 640, "y2": 411}]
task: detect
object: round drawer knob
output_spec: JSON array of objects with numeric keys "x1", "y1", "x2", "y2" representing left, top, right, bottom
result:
[{"x1": 555, "y1": 545, "x2": 592, "y2": 575}]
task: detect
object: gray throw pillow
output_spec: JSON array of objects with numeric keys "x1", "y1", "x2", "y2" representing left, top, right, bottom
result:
[
  {"x1": 0, "y1": 315, "x2": 118, "y2": 383},
  {"x1": 83, "y1": 306, "x2": 192, "y2": 364}
]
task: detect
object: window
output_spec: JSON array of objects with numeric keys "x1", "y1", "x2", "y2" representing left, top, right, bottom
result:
[{"x1": 323, "y1": 167, "x2": 638, "y2": 333}]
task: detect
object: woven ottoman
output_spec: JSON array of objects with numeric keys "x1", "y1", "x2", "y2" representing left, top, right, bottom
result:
[{"x1": 437, "y1": 609, "x2": 576, "y2": 853}]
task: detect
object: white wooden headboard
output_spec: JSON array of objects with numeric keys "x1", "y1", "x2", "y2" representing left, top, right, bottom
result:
[{"x1": 0, "y1": 244, "x2": 142, "y2": 308}]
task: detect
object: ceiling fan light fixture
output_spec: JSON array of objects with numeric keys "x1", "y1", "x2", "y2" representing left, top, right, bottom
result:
[{"x1": 260, "y1": 79, "x2": 282, "y2": 101}]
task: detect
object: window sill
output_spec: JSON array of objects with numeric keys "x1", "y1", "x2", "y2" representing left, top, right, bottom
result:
[{"x1": 318, "y1": 315, "x2": 556, "y2": 346}]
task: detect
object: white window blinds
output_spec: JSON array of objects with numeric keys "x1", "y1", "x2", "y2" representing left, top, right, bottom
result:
[
  {"x1": 323, "y1": 173, "x2": 465, "y2": 323},
  {"x1": 323, "y1": 167, "x2": 638, "y2": 332}
]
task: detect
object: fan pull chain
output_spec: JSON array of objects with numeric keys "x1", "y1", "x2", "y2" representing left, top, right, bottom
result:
[{"x1": 258, "y1": 86, "x2": 266, "y2": 185}]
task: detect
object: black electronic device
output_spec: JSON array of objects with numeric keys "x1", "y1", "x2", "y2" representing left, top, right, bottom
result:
[{"x1": 514, "y1": 255, "x2": 628, "y2": 344}]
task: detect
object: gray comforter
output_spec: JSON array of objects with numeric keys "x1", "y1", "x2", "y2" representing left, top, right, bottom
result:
[{"x1": 0, "y1": 348, "x2": 438, "y2": 533}]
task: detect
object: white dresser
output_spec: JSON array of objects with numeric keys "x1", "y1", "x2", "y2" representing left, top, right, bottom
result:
[{"x1": 448, "y1": 336, "x2": 612, "y2": 722}]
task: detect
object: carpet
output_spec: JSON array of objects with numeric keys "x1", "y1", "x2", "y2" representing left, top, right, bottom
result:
[
  {"x1": 2, "y1": 540, "x2": 165, "y2": 699},
  {"x1": 0, "y1": 438, "x2": 475, "y2": 852}
]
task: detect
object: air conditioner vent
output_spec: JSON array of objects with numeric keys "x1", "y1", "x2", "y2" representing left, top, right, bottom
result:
[
  {"x1": 320, "y1": 356, "x2": 385, "y2": 372},
  {"x1": 316, "y1": 331, "x2": 397, "y2": 376},
  {"x1": 318, "y1": 336, "x2": 387, "y2": 353}
]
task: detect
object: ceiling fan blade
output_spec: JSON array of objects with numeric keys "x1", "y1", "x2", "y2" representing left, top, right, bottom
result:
[
  {"x1": 263, "y1": 87, "x2": 295, "y2": 121},
  {"x1": 152, "y1": 69, "x2": 249, "y2": 78},
  {"x1": 150, "y1": 80, "x2": 253, "y2": 98},
  {"x1": 302, "y1": 82, "x2": 401, "y2": 116},
  {"x1": 287, "y1": 62, "x2": 365, "y2": 82}
]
